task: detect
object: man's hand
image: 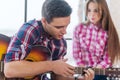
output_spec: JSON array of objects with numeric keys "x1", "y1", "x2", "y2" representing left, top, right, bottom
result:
[
  {"x1": 83, "y1": 68, "x2": 94, "y2": 80},
  {"x1": 76, "y1": 68, "x2": 94, "y2": 80},
  {"x1": 51, "y1": 59, "x2": 75, "y2": 77}
]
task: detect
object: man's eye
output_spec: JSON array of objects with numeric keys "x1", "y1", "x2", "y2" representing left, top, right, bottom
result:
[{"x1": 55, "y1": 26, "x2": 63, "y2": 29}]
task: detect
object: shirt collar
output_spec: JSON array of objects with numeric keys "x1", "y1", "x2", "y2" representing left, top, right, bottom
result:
[
  {"x1": 38, "y1": 21, "x2": 53, "y2": 40},
  {"x1": 90, "y1": 23, "x2": 102, "y2": 30}
]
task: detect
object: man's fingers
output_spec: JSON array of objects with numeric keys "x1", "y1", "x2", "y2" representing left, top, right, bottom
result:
[
  {"x1": 83, "y1": 68, "x2": 94, "y2": 80},
  {"x1": 62, "y1": 58, "x2": 68, "y2": 62}
]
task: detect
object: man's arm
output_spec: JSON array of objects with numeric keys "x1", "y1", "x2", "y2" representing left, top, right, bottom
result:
[
  {"x1": 4, "y1": 60, "x2": 53, "y2": 78},
  {"x1": 4, "y1": 59, "x2": 75, "y2": 78}
]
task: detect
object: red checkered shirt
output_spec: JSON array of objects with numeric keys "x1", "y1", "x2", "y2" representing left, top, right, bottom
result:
[{"x1": 73, "y1": 23, "x2": 111, "y2": 68}]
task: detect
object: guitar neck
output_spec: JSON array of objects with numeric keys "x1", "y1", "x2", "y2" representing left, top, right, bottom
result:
[
  {"x1": 74, "y1": 67, "x2": 120, "y2": 78},
  {"x1": 75, "y1": 67, "x2": 106, "y2": 75}
]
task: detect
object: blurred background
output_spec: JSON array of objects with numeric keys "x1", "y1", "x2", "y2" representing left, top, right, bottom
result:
[{"x1": 0, "y1": 0, "x2": 120, "y2": 67}]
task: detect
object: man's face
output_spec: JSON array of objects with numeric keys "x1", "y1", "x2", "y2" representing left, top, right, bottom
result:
[{"x1": 43, "y1": 16, "x2": 70, "y2": 40}]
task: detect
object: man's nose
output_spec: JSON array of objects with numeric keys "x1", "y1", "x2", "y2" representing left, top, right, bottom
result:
[{"x1": 61, "y1": 27, "x2": 67, "y2": 34}]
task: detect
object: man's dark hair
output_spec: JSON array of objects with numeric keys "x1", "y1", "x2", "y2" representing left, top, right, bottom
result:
[{"x1": 42, "y1": 0, "x2": 72, "y2": 23}]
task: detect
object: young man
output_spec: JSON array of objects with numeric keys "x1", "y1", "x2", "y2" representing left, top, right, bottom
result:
[{"x1": 4, "y1": 0, "x2": 94, "y2": 80}]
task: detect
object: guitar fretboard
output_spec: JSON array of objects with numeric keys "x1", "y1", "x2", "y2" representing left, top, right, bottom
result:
[{"x1": 74, "y1": 67, "x2": 120, "y2": 78}]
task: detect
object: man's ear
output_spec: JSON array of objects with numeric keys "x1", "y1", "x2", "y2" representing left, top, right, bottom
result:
[{"x1": 41, "y1": 17, "x2": 47, "y2": 26}]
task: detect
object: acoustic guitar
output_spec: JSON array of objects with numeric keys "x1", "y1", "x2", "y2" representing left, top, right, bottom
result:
[
  {"x1": 0, "y1": 34, "x2": 51, "y2": 80},
  {"x1": 0, "y1": 34, "x2": 120, "y2": 80}
]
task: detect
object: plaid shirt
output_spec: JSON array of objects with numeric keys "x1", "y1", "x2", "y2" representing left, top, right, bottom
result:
[
  {"x1": 4, "y1": 19, "x2": 67, "y2": 80},
  {"x1": 73, "y1": 23, "x2": 111, "y2": 68},
  {"x1": 5, "y1": 19, "x2": 67, "y2": 62}
]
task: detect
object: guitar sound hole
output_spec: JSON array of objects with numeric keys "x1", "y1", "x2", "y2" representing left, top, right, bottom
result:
[{"x1": 26, "y1": 59, "x2": 33, "y2": 62}]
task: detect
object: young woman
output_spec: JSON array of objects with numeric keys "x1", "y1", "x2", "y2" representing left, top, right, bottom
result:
[{"x1": 73, "y1": 0, "x2": 120, "y2": 80}]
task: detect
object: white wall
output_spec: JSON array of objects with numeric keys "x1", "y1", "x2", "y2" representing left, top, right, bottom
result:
[
  {"x1": 0, "y1": 0, "x2": 79, "y2": 38},
  {"x1": 0, "y1": 0, "x2": 79, "y2": 66},
  {"x1": 0, "y1": 0, "x2": 24, "y2": 36}
]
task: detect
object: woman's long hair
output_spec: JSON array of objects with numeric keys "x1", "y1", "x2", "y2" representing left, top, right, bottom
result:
[{"x1": 85, "y1": 0, "x2": 120, "y2": 63}]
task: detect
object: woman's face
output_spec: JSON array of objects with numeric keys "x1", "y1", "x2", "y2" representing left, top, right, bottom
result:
[{"x1": 87, "y1": 2, "x2": 102, "y2": 24}]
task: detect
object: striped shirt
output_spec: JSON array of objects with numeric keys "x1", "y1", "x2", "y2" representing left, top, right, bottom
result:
[
  {"x1": 73, "y1": 23, "x2": 111, "y2": 68},
  {"x1": 5, "y1": 19, "x2": 67, "y2": 62}
]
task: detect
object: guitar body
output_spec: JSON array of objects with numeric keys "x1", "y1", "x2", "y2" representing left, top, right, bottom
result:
[
  {"x1": 51, "y1": 73, "x2": 74, "y2": 80},
  {"x1": 0, "y1": 34, "x2": 10, "y2": 60},
  {"x1": 0, "y1": 34, "x2": 51, "y2": 80}
]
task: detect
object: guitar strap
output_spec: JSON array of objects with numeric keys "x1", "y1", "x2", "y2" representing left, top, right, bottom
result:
[{"x1": 0, "y1": 61, "x2": 4, "y2": 72}]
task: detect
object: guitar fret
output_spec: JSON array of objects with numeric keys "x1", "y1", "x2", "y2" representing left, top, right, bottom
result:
[
  {"x1": 81, "y1": 67, "x2": 82, "y2": 75},
  {"x1": 100, "y1": 68, "x2": 104, "y2": 75},
  {"x1": 94, "y1": 68, "x2": 100, "y2": 75},
  {"x1": 103, "y1": 68, "x2": 105, "y2": 75},
  {"x1": 74, "y1": 67, "x2": 84, "y2": 74},
  {"x1": 99, "y1": 68, "x2": 100, "y2": 75},
  {"x1": 100, "y1": 69, "x2": 102, "y2": 75},
  {"x1": 92, "y1": 68, "x2": 105, "y2": 75},
  {"x1": 78, "y1": 67, "x2": 80, "y2": 74}
]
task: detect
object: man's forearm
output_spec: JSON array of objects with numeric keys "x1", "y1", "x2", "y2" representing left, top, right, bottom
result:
[{"x1": 4, "y1": 60, "x2": 53, "y2": 78}]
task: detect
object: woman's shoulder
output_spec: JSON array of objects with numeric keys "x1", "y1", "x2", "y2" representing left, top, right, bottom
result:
[{"x1": 75, "y1": 21, "x2": 89, "y2": 30}]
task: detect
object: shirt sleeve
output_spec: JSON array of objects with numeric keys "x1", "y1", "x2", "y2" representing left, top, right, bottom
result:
[
  {"x1": 73, "y1": 24, "x2": 85, "y2": 66},
  {"x1": 4, "y1": 20, "x2": 40, "y2": 62},
  {"x1": 97, "y1": 46, "x2": 112, "y2": 68}
]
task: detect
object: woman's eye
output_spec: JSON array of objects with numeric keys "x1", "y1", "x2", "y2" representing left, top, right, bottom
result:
[
  {"x1": 94, "y1": 9, "x2": 98, "y2": 13},
  {"x1": 88, "y1": 9, "x2": 91, "y2": 12}
]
